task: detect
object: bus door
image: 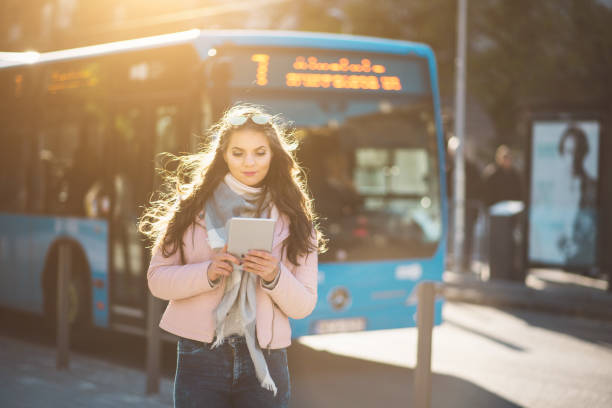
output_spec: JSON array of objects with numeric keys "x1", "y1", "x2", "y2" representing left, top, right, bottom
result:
[
  {"x1": 107, "y1": 103, "x2": 152, "y2": 328},
  {"x1": 108, "y1": 100, "x2": 189, "y2": 330}
]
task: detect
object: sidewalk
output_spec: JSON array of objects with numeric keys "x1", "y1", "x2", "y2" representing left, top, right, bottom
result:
[
  {"x1": 442, "y1": 267, "x2": 612, "y2": 321},
  {"x1": 1, "y1": 270, "x2": 609, "y2": 408},
  {"x1": 0, "y1": 334, "x2": 173, "y2": 407}
]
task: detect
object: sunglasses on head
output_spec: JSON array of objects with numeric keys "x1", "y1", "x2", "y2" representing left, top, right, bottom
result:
[{"x1": 227, "y1": 113, "x2": 272, "y2": 126}]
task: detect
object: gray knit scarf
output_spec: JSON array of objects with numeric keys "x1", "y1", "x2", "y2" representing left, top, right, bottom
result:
[{"x1": 204, "y1": 172, "x2": 278, "y2": 395}]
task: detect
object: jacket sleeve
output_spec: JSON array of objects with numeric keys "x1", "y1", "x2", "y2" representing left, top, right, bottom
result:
[
  {"x1": 146, "y1": 232, "x2": 217, "y2": 301},
  {"x1": 261, "y1": 232, "x2": 318, "y2": 319}
]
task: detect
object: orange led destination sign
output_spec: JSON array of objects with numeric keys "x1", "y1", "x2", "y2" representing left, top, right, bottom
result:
[
  {"x1": 251, "y1": 54, "x2": 403, "y2": 92},
  {"x1": 47, "y1": 67, "x2": 100, "y2": 93}
]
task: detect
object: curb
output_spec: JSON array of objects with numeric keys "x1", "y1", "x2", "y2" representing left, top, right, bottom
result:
[{"x1": 441, "y1": 279, "x2": 612, "y2": 322}]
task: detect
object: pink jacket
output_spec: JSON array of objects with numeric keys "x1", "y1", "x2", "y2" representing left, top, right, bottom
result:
[{"x1": 146, "y1": 212, "x2": 318, "y2": 349}]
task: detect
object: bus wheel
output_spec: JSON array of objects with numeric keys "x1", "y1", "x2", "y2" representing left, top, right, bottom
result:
[{"x1": 43, "y1": 249, "x2": 92, "y2": 332}]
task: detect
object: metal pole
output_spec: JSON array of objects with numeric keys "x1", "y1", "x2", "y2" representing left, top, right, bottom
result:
[
  {"x1": 146, "y1": 291, "x2": 162, "y2": 394},
  {"x1": 146, "y1": 124, "x2": 165, "y2": 395},
  {"x1": 413, "y1": 281, "x2": 435, "y2": 408},
  {"x1": 453, "y1": 0, "x2": 468, "y2": 274},
  {"x1": 56, "y1": 243, "x2": 70, "y2": 370}
]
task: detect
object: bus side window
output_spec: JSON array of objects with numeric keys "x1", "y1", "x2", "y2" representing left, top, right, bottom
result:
[
  {"x1": 36, "y1": 111, "x2": 105, "y2": 217},
  {"x1": 0, "y1": 127, "x2": 30, "y2": 213},
  {"x1": 65, "y1": 116, "x2": 105, "y2": 216}
]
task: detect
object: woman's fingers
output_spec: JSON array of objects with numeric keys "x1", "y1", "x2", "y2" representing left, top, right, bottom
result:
[
  {"x1": 214, "y1": 255, "x2": 235, "y2": 271},
  {"x1": 212, "y1": 263, "x2": 231, "y2": 276},
  {"x1": 244, "y1": 259, "x2": 277, "y2": 277},
  {"x1": 247, "y1": 250, "x2": 273, "y2": 260},
  {"x1": 218, "y1": 253, "x2": 240, "y2": 265},
  {"x1": 243, "y1": 260, "x2": 264, "y2": 271},
  {"x1": 244, "y1": 250, "x2": 276, "y2": 265},
  {"x1": 211, "y1": 249, "x2": 277, "y2": 277},
  {"x1": 243, "y1": 255, "x2": 267, "y2": 267},
  {"x1": 208, "y1": 246, "x2": 244, "y2": 281},
  {"x1": 245, "y1": 258, "x2": 275, "y2": 272},
  {"x1": 221, "y1": 244, "x2": 242, "y2": 264},
  {"x1": 243, "y1": 259, "x2": 279, "y2": 283}
]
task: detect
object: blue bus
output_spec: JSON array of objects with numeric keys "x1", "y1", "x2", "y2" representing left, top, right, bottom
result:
[{"x1": 0, "y1": 29, "x2": 446, "y2": 338}]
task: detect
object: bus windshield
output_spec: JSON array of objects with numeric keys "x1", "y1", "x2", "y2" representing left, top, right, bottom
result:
[
  {"x1": 264, "y1": 95, "x2": 441, "y2": 263},
  {"x1": 207, "y1": 47, "x2": 442, "y2": 263}
]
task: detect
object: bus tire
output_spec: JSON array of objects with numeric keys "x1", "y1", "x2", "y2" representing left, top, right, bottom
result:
[{"x1": 42, "y1": 244, "x2": 92, "y2": 332}]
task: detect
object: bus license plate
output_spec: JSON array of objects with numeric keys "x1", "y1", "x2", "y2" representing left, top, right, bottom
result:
[{"x1": 312, "y1": 317, "x2": 366, "y2": 334}]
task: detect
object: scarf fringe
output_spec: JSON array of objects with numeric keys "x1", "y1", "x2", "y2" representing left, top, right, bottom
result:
[
  {"x1": 211, "y1": 330, "x2": 225, "y2": 349},
  {"x1": 260, "y1": 373, "x2": 278, "y2": 396}
]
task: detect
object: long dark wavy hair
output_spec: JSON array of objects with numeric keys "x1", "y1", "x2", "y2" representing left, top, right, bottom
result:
[
  {"x1": 558, "y1": 125, "x2": 589, "y2": 179},
  {"x1": 138, "y1": 104, "x2": 326, "y2": 265}
]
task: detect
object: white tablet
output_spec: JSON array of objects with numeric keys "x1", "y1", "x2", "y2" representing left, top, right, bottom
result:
[{"x1": 226, "y1": 217, "x2": 276, "y2": 257}]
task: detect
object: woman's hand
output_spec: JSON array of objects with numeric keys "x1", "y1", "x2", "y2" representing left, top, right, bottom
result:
[
  {"x1": 207, "y1": 244, "x2": 240, "y2": 283},
  {"x1": 242, "y1": 250, "x2": 280, "y2": 283}
]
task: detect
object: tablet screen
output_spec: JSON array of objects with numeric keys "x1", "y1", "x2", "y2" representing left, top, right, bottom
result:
[{"x1": 226, "y1": 217, "x2": 276, "y2": 257}]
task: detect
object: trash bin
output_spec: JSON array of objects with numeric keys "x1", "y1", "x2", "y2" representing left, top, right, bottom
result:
[{"x1": 488, "y1": 200, "x2": 525, "y2": 282}]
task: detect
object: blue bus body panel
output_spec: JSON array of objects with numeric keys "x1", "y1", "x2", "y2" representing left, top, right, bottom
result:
[
  {"x1": 0, "y1": 214, "x2": 109, "y2": 327},
  {"x1": 291, "y1": 241, "x2": 445, "y2": 337}
]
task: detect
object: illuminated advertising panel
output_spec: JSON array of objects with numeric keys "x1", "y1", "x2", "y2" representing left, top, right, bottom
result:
[
  {"x1": 213, "y1": 48, "x2": 429, "y2": 95},
  {"x1": 528, "y1": 119, "x2": 600, "y2": 268}
]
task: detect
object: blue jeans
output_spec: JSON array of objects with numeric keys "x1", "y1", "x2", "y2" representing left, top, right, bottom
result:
[{"x1": 174, "y1": 335, "x2": 290, "y2": 408}]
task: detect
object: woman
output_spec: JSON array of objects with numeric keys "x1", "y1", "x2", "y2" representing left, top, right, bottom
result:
[
  {"x1": 139, "y1": 104, "x2": 325, "y2": 407},
  {"x1": 556, "y1": 125, "x2": 597, "y2": 266},
  {"x1": 558, "y1": 125, "x2": 596, "y2": 209}
]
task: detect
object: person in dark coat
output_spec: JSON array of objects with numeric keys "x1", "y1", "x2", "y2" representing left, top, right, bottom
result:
[{"x1": 481, "y1": 145, "x2": 523, "y2": 207}]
